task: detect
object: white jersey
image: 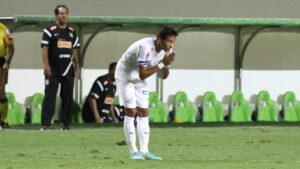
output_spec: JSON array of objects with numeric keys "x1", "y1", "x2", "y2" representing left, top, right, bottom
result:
[{"x1": 115, "y1": 37, "x2": 172, "y2": 83}]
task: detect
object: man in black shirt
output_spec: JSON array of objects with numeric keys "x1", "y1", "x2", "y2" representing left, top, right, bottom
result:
[
  {"x1": 82, "y1": 62, "x2": 122, "y2": 123},
  {"x1": 40, "y1": 5, "x2": 80, "y2": 130}
]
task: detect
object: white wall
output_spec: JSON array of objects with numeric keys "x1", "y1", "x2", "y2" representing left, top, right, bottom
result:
[
  {"x1": 163, "y1": 69, "x2": 234, "y2": 103},
  {"x1": 7, "y1": 69, "x2": 300, "y2": 106},
  {"x1": 6, "y1": 69, "x2": 44, "y2": 105},
  {"x1": 242, "y1": 70, "x2": 300, "y2": 102},
  {"x1": 6, "y1": 69, "x2": 156, "y2": 105}
]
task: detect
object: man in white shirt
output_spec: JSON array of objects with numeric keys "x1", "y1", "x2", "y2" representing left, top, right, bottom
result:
[{"x1": 115, "y1": 26, "x2": 178, "y2": 160}]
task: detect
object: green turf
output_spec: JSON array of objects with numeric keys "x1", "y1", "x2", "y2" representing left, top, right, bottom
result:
[{"x1": 0, "y1": 123, "x2": 300, "y2": 169}]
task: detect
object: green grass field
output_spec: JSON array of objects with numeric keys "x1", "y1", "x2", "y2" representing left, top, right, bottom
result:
[{"x1": 0, "y1": 123, "x2": 300, "y2": 169}]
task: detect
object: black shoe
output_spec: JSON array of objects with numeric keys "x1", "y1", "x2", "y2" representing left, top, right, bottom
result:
[
  {"x1": 40, "y1": 125, "x2": 51, "y2": 131},
  {"x1": 0, "y1": 121, "x2": 9, "y2": 128},
  {"x1": 61, "y1": 125, "x2": 70, "y2": 131}
]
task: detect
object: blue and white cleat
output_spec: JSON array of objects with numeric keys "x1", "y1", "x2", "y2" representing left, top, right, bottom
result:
[
  {"x1": 130, "y1": 152, "x2": 145, "y2": 160},
  {"x1": 143, "y1": 152, "x2": 162, "y2": 160}
]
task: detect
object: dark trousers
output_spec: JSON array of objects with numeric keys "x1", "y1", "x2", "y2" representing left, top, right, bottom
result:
[{"x1": 41, "y1": 73, "x2": 74, "y2": 126}]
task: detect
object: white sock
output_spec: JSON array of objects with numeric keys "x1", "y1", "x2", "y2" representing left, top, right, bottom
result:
[
  {"x1": 124, "y1": 116, "x2": 138, "y2": 155},
  {"x1": 137, "y1": 116, "x2": 150, "y2": 155}
]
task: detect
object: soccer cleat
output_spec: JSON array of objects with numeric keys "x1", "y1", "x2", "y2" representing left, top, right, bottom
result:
[
  {"x1": 0, "y1": 121, "x2": 9, "y2": 128},
  {"x1": 130, "y1": 152, "x2": 145, "y2": 160},
  {"x1": 61, "y1": 125, "x2": 70, "y2": 131},
  {"x1": 40, "y1": 125, "x2": 51, "y2": 131},
  {"x1": 143, "y1": 152, "x2": 162, "y2": 160}
]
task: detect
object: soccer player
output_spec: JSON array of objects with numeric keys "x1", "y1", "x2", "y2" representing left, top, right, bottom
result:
[
  {"x1": 0, "y1": 22, "x2": 14, "y2": 129},
  {"x1": 82, "y1": 62, "x2": 120, "y2": 123},
  {"x1": 115, "y1": 26, "x2": 178, "y2": 160},
  {"x1": 40, "y1": 5, "x2": 80, "y2": 131}
]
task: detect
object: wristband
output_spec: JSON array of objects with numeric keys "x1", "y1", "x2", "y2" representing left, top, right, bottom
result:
[{"x1": 158, "y1": 62, "x2": 165, "y2": 69}]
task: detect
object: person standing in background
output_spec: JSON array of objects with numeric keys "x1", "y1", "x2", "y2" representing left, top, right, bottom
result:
[
  {"x1": 0, "y1": 22, "x2": 14, "y2": 130},
  {"x1": 40, "y1": 5, "x2": 80, "y2": 131}
]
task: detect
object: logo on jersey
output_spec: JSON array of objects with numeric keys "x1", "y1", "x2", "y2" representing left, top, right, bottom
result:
[
  {"x1": 59, "y1": 54, "x2": 71, "y2": 58},
  {"x1": 58, "y1": 40, "x2": 72, "y2": 48},
  {"x1": 125, "y1": 97, "x2": 134, "y2": 104},
  {"x1": 104, "y1": 97, "x2": 113, "y2": 104},
  {"x1": 150, "y1": 47, "x2": 154, "y2": 52},
  {"x1": 142, "y1": 91, "x2": 149, "y2": 95},
  {"x1": 5, "y1": 29, "x2": 13, "y2": 41},
  {"x1": 69, "y1": 32, "x2": 74, "y2": 38}
]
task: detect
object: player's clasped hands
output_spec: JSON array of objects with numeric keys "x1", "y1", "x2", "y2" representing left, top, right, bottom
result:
[{"x1": 162, "y1": 52, "x2": 176, "y2": 66}]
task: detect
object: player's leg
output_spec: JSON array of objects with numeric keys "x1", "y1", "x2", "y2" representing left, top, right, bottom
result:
[
  {"x1": 0, "y1": 64, "x2": 8, "y2": 128},
  {"x1": 116, "y1": 79, "x2": 143, "y2": 160},
  {"x1": 136, "y1": 107, "x2": 149, "y2": 155},
  {"x1": 60, "y1": 74, "x2": 74, "y2": 130},
  {"x1": 136, "y1": 84, "x2": 162, "y2": 160},
  {"x1": 41, "y1": 76, "x2": 59, "y2": 130}
]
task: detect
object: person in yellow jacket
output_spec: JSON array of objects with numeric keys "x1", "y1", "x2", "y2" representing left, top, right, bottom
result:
[{"x1": 0, "y1": 22, "x2": 14, "y2": 129}]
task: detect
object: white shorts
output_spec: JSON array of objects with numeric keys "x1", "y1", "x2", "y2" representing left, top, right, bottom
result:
[{"x1": 116, "y1": 79, "x2": 149, "y2": 109}]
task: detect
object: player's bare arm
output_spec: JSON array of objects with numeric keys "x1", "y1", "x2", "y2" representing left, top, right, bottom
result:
[
  {"x1": 73, "y1": 49, "x2": 80, "y2": 78},
  {"x1": 110, "y1": 103, "x2": 119, "y2": 123},
  {"x1": 3, "y1": 44, "x2": 14, "y2": 72},
  {"x1": 42, "y1": 46, "x2": 51, "y2": 77},
  {"x1": 138, "y1": 65, "x2": 160, "y2": 80},
  {"x1": 88, "y1": 97, "x2": 103, "y2": 123}
]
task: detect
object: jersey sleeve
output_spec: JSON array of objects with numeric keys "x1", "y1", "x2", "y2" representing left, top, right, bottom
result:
[
  {"x1": 89, "y1": 80, "x2": 104, "y2": 100},
  {"x1": 72, "y1": 31, "x2": 80, "y2": 49},
  {"x1": 136, "y1": 44, "x2": 150, "y2": 66},
  {"x1": 41, "y1": 27, "x2": 52, "y2": 47},
  {"x1": 3, "y1": 28, "x2": 14, "y2": 46}
]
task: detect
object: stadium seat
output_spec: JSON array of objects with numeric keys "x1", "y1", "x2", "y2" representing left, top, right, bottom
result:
[
  {"x1": 72, "y1": 101, "x2": 83, "y2": 123},
  {"x1": 6, "y1": 92, "x2": 24, "y2": 125},
  {"x1": 148, "y1": 92, "x2": 168, "y2": 123},
  {"x1": 230, "y1": 91, "x2": 252, "y2": 122},
  {"x1": 202, "y1": 91, "x2": 224, "y2": 122},
  {"x1": 256, "y1": 90, "x2": 278, "y2": 121},
  {"x1": 30, "y1": 93, "x2": 44, "y2": 124},
  {"x1": 113, "y1": 95, "x2": 119, "y2": 105},
  {"x1": 283, "y1": 91, "x2": 300, "y2": 121},
  {"x1": 172, "y1": 91, "x2": 196, "y2": 123}
]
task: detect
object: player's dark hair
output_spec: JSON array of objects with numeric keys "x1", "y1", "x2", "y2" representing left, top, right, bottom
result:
[
  {"x1": 157, "y1": 26, "x2": 178, "y2": 40},
  {"x1": 109, "y1": 62, "x2": 117, "y2": 72},
  {"x1": 55, "y1": 5, "x2": 69, "y2": 15}
]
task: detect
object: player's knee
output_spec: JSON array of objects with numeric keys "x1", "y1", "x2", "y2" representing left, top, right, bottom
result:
[
  {"x1": 125, "y1": 108, "x2": 136, "y2": 117},
  {"x1": 0, "y1": 97, "x2": 7, "y2": 103},
  {"x1": 137, "y1": 107, "x2": 148, "y2": 117}
]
